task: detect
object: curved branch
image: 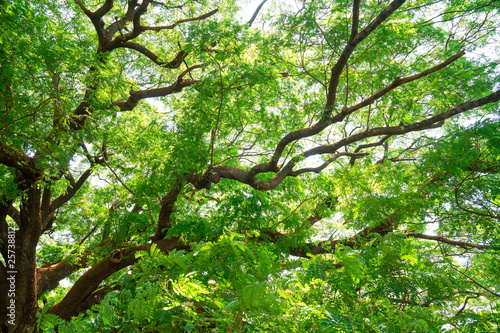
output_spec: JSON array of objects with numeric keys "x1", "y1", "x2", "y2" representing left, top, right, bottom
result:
[
  {"x1": 74, "y1": 0, "x2": 94, "y2": 18},
  {"x1": 303, "y1": 89, "x2": 500, "y2": 158},
  {"x1": 143, "y1": 8, "x2": 219, "y2": 31},
  {"x1": 152, "y1": 179, "x2": 185, "y2": 241},
  {"x1": 267, "y1": 41, "x2": 459, "y2": 174},
  {"x1": 0, "y1": 141, "x2": 43, "y2": 184},
  {"x1": 213, "y1": 89, "x2": 500, "y2": 192},
  {"x1": 93, "y1": 0, "x2": 114, "y2": 19},
  {"x1": 47, "y1": 237, "x2": 189, "y2": 320},
  {"x1": 290, "y1": 152, "x2": 369, "y2": 176},
  {"x1": 289, "y1": 213, "x2": 396, "y2": 258},
  {"x1": 104, "y1": 161, "x2": 136, "y2": 196},
  {"x1": 178, "y1": 64, "x2": 203, "y2": 80},
  {"x1": 48, "y1": 169, "x2": 92, "y2": 216},
  {"x1": 105, "y1": 1, "x2": 138, "y2": 38},
  {"x1": 248, "y1": 0, "x2": 268, "y2": 27},
  {"x1": 345, "y1": 50, "x2": 465, "y2": 116},
  {"x1": 119, "y1": 43, "x2": 188, "y2": 69},
  {"x1": 119, "y1": 41, "x2": 164, "y2": 65},
  {"x1": 326, "y1": 0, "x2": 407, "y2": 110},
  {"x1": 453, "y1": 296, "x2": 471, "y2": 317},
  {"x1": 111, "y1": 76, "x2": 199, "y2": 111},
  {"x1": 125, "y1": 0, "x2": 151, "y2": 41},
  {"x1": 406, "y1": 233, "x2": 490, "y2": 250},
  {"x1": 36, "y1": 257, "x2": 88, "y2": 298}
]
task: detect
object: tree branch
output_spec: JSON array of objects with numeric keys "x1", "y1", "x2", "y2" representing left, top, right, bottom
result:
[
  {"x1": 326, "y1": 0, "x2": 407, "y2": 110},
  {"x1": 454, "y1": 187, "x2": 499, "y2": 220},
  {"x1": 74, "y1": 0, "x2": 93, "y2": 18},
  {"x1": 406, "y1": 233, "x2": 490, "y2": 250},
  {"x1": 105, "y1": 1, "x2": 138, "y2": 38},
  {"x1": 152, "y1": 179, "x2": 185, "y2": 241},
  {"x1": 257, "y1": 0, "x2": 407, "y2": 172},
  {"x1": 36, "y1": 257, "x2": 88, "y2": 298},
  {"x1": 248, "y1": 0, "x2": 268, "y2": 27},
  {"x1": 47, "y1": 169, "x2": 92, "y2": 217},
  {"x1": 143, "y1": 8, "x2": 219, "y2": 31},
  {"x1": 345, "y1": 50, "x2": 465, "y2": 116},
  {"x1": 288, "y1": 213, "x2": 396, "y2": 258},
  {"x1": 453, "y1": 296, "x2": 471, "y2": 317},
  {"x1": 302, "y1": 196, "x2": 337, "y2": 229},
  {"x1": 93, "y1": 0, "x2": 114, "y2": 19},
  {"x1": 111, "y1": 75, "x2": 198, "y2": 111},
  {"x1": 0, "y1": 141, "x2": 43, "y2": 184},
  {"x1": 47, "y1": 237, "x2": 189, "y2": 320},
  {"x1": 212, "y1": 88, "x2": 500, "y2": 191},
  {"x1": 119, "y1": 41, "x2": 165, "y2": 65},
  {"x1": 290, "y1": 152, "x2": 369, "y2": 176},
  {"x1": 302, "y1": 89, "x2": 500, "y2": 159},
  {"x1": 350, "y1": 135, "x2": 392, "y2": 165}
]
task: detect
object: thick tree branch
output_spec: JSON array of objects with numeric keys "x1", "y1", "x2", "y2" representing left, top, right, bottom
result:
[
  {"x1": 0, "y1": 141, "x2": 43, "y2": 184},
  {"x1": 111, "y1": 75, "x2": 198, "y2": 111},
  {"x1": 326, "y1": 0, "x2": 407, "y2": 110},
  {"x1": 48, "y1": 237, "x2": 189, "y2": 320},
  {"x1": 248, "y1": 0, "x2": 268, "y2": 27},
  {"x1": 350, "y1": 135, "x2": 392, "y2": 165},
  {"x1": 289, "y1": 214, "x2": 396, "y2": 258},
  {"x1": 118, "y1": 43, "x2": 187, "y2": 69},
  {"x1": 93, "y1": 0, "x2": 114, "y2": 19},
  {"x1": 152, "y1": 179, "x2": 185, "y2": 241},
  {"x1": 105, "y1": 0, "x2": 138, "y2": 38},
  {"x1": 36, "y1": 257, "x2": 88, "y2": 298},
  {"x1": 119, "y1": 42, "x2": 165, "y2": 65},
  {"x1": 116, "y1": 0, "x2": 151, "y2": 45},
  {"x1": 302, "y1": 89, "x2": 500, "y2": 158},
  {"x1": 350, "y1": 0, "x2": 361, "y2": 40}
]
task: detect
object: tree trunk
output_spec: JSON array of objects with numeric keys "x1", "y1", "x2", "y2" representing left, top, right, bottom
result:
[{"x1": 2, "y1": 187, "x2": 42, "y2": 332}]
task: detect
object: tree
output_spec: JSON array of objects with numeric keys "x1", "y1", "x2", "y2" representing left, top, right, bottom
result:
[{"x1": 1, "y1": 0, "x2": 499, "y2": 331}]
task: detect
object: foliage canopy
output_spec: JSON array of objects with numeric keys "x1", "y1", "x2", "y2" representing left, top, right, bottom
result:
[{"x1": 1, "y1": 0, "x2": 500, "y2": 332}]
